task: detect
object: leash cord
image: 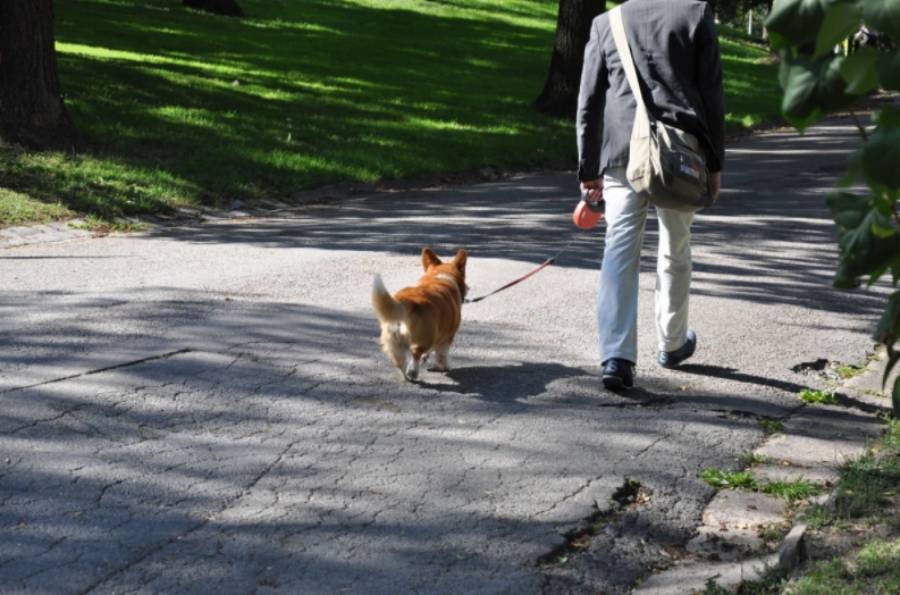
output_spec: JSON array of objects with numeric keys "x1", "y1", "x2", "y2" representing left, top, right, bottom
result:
[{"x1": 464, "y1": 235, "x2": 583, "y2": 304}]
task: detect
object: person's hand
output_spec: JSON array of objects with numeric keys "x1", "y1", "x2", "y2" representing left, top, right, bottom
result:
[
  {"x1": 709, "y1": 171, "x2": 722, "y2": 203},
  {"x1": 581, "y1": 179, "x2": 603, "y2": 203}
]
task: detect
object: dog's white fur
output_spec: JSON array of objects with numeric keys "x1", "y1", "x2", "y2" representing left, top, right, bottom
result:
[{"x1": 372, "y1": 274, "x2": 418, "y2": 378}]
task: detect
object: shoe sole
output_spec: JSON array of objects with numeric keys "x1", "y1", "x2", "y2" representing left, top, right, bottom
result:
[
  {"x1": 658, "y1": 360, "x2": 685, "y2": 370},
  {"x1": 658, "y1": 333, "x2": 697, "y2": 369},
  {"x1": 602, "y1": 375, "x2": 632, "y2": 390}
]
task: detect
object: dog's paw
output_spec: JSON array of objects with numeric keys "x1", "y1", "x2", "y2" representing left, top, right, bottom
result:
[
  {"x1": 432, "y1": 345, "x2": 451, "y2": 373},
  {"x1": 404, "y1": 363, "x2": 420, "y2": 381}
]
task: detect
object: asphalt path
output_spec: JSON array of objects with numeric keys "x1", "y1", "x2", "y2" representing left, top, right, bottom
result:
[{"x1": 0, "y1": 115, "x2": 891, "y2": 594}]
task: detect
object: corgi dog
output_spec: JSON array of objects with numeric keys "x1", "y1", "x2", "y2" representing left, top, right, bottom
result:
[{"x1": 372, "y1": 248, "x2": 467, "y2": 381}]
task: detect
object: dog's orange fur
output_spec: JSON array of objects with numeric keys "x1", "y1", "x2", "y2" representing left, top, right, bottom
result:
[{"x1": 372, "y1": 248, "x2": 467, "y2": 381}]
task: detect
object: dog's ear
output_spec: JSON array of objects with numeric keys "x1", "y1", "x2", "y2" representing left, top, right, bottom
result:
[
  {"x1": 453, "y1": 249, "x2": 467, "y2": 272},
  {"x1": 422, "y1": 247, "x2": 442, "y2": 270}
]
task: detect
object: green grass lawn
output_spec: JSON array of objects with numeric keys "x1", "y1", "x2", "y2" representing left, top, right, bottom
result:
[{"x1": 0, "y1": 0, "x2": 782, "y2": 225}]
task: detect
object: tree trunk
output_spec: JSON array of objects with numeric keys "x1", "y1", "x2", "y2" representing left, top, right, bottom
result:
[
  {"x1": 0, "y1": 0, "x2": 81, "y2": 150},
  {"x1": 183, "y1": 0, "x2": 245, "y2": 18},
  {"x1": 533, "y1": 0, "x2": 605, "y2": 119}
]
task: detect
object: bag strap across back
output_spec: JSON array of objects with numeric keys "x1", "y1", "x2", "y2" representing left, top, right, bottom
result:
[{"x1": 609, "y1": 6, "x2": 653, "y2": 124}]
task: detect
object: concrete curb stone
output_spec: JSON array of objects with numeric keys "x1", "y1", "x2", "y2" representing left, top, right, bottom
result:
[
  {"x1": 843, "y1": 351, "x2": 899, "y2": 410},
  {"x1": 630, "y1": 352, "x2": 888, "y2": 593},
  {"x1": 633, "y1": 525, "x2": 807, "y2": 595},
  {"x1": 751, "y1": 463, "x2": 840, "y2": 486},
  {"x1": 0, "y1": 220, "x2": 91, "y2": 249},
  {"x1": 632, "y1": 552, "x2": 781, "y2": 594}
]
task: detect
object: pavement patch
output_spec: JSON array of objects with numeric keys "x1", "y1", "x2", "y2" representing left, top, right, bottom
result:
[{"x1": 536, "y1": 477, "x2": 651, "y2": 567}]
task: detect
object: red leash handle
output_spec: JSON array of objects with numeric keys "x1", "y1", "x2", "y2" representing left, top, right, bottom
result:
[{"x1": 573, "y1": 192, "x2": 605, "y2": 230}]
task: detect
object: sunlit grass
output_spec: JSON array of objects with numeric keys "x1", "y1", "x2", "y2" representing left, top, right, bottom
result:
[
  {"x1": 701, "y1": 466, "x2": 825, "y2": 503},
  {"x1": 0, "y1": 0, "x2": 781, "y2": 225},
  {"x1": 800, "y1": 388, "x2": 839, "y2": 405},
  {"x1": 0, "y1": 188, "x2": 72, "y2": 225},
  {"x1": 785, "y1": 538, "x2": 900, "y2": 594}
]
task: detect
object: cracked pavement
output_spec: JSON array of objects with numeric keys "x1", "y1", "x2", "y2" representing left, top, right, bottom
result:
[{"x1": 0, "y1": 115, "x2": 892, "y2": 594}]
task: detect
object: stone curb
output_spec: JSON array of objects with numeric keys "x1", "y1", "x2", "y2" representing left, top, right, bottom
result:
[
  {"x1": 843, "y1": 350, "x2": 899, "y2": 410},
  {"x1": 631, "y1": 349, "x2": 892, "y2": 594},
  {"x1": 0, "y1": 220, "x2": 93, "y2": 249},
  {"x1": 632, "y1": 524, "x2": 807, "y2": 595},
  {"x1": 777, "y1": 523, "x2": 807, "y2": 571},
  {"x1": 0, "y1": 170, "x2": 522, "y2": 250}
]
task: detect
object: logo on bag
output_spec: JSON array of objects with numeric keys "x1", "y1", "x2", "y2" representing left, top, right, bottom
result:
[{"x1": 680, "y1": 163, "x2": 700, "y2": 179}]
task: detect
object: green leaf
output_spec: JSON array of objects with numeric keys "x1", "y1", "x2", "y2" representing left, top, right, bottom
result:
[
  {"x1": 834, "y1": 273, "x2": 862, "y2": 289},
  {"x1": 876, "y1": 291, "x2": 900, "y2": 346},
  {"x1": 828, "y1": 191, "x2": 869, "y2": 229},
  {"x1": 817, "y1": 3, "x2": 864, "y2": 57},
  {"x1": 875, "y1": 106, "x2": 900, "y2": 130},
  {"x1": 779, "y1": 53, "x2": 855, "y2": 129},
  {"x1": 839, "y1": 150, "x2": 864, "y2": 187},
  {"x1": 860, "y1": 126, "x2": 900, "y2": 187},
  {"x1": 877, "y1": 50, "x2": 900, "y2": 91},
  {"x1": 863, "y1": 0, "x2": 900, "y2": 38},
  {"x1": 872, "y1": 188, "x2": 899, "y2": 216},
  {"x1": 767, "y1": 0, "x2": 855, "y2": 48},
  {"x1": 841, "y1": 47, "x2": 880, "y2": 94},
  {"x1": 828, "y1": 192, "x2": 900, "y2": 285},
  {"x1": 873, "y1": 222, "x2": 899, "y2": 238}
]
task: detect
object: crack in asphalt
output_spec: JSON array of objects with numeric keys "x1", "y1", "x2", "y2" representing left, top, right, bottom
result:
[
  {"x1": 7, "y1": 404, "x2": 83, "y2": 436},
  {"x1": 76, "y1": 434, "x2": 307, "y2": 594},
  {"x1": 0, "y1": 348, "x2": 194, "y2": 396},
  {"x1": 20, "y1": 550, "x2": 84, "y2": 586},
  {"x1": 532, "y1": 474, "x2": 607, "y2": 519},
  {"x1": 633, "y1": 435, "x2": 668, "y2": 460}
]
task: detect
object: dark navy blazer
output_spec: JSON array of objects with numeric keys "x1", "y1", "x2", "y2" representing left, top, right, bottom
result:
[{"x1": 576, "y1": 0, "x2": 725, "y2": 180}]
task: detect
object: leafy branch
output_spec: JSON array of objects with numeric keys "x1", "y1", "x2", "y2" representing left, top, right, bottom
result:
[{"x1": 766, "y1": 0, "x2": 900, "y2": 414}]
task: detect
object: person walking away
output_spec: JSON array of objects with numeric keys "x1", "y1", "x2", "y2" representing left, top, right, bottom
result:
[{"x1": 575, "y1": 0, "x2": 725, "y2": 390}]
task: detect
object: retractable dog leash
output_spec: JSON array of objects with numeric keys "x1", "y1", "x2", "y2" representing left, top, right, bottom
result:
[{"x1": 464, "y1": 193, "x2": 604, "y2": 304}]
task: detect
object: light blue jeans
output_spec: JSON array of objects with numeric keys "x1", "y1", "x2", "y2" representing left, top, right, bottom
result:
[{"x1": 598, "y1": 168, "x2": 694, "y2": 364}]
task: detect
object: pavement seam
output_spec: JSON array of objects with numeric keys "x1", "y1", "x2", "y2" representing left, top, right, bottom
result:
[{"x1": 0, "y1": 348, "x2": 193, "y2": 396}]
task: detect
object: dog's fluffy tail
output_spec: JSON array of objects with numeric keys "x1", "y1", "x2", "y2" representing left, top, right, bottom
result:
[{"x1": 372, "y1": 274, "x2": 405, "y2": 323}]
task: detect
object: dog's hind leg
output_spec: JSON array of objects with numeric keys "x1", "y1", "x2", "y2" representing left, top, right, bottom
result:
[
  {"x1": 429, "y1": 344, "x2": 451, "y2": 372},
  {"x1": 380, "y1": 323, "x2": 411, "y2": 378}
]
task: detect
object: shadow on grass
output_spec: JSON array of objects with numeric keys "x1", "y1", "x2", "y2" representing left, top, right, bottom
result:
[
  {"x1": 0, "y1": 0, "x2": 569, "y2": 220},
  {"x1": 3, "y1": 0, "x2": 782, "y2": 222}
]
